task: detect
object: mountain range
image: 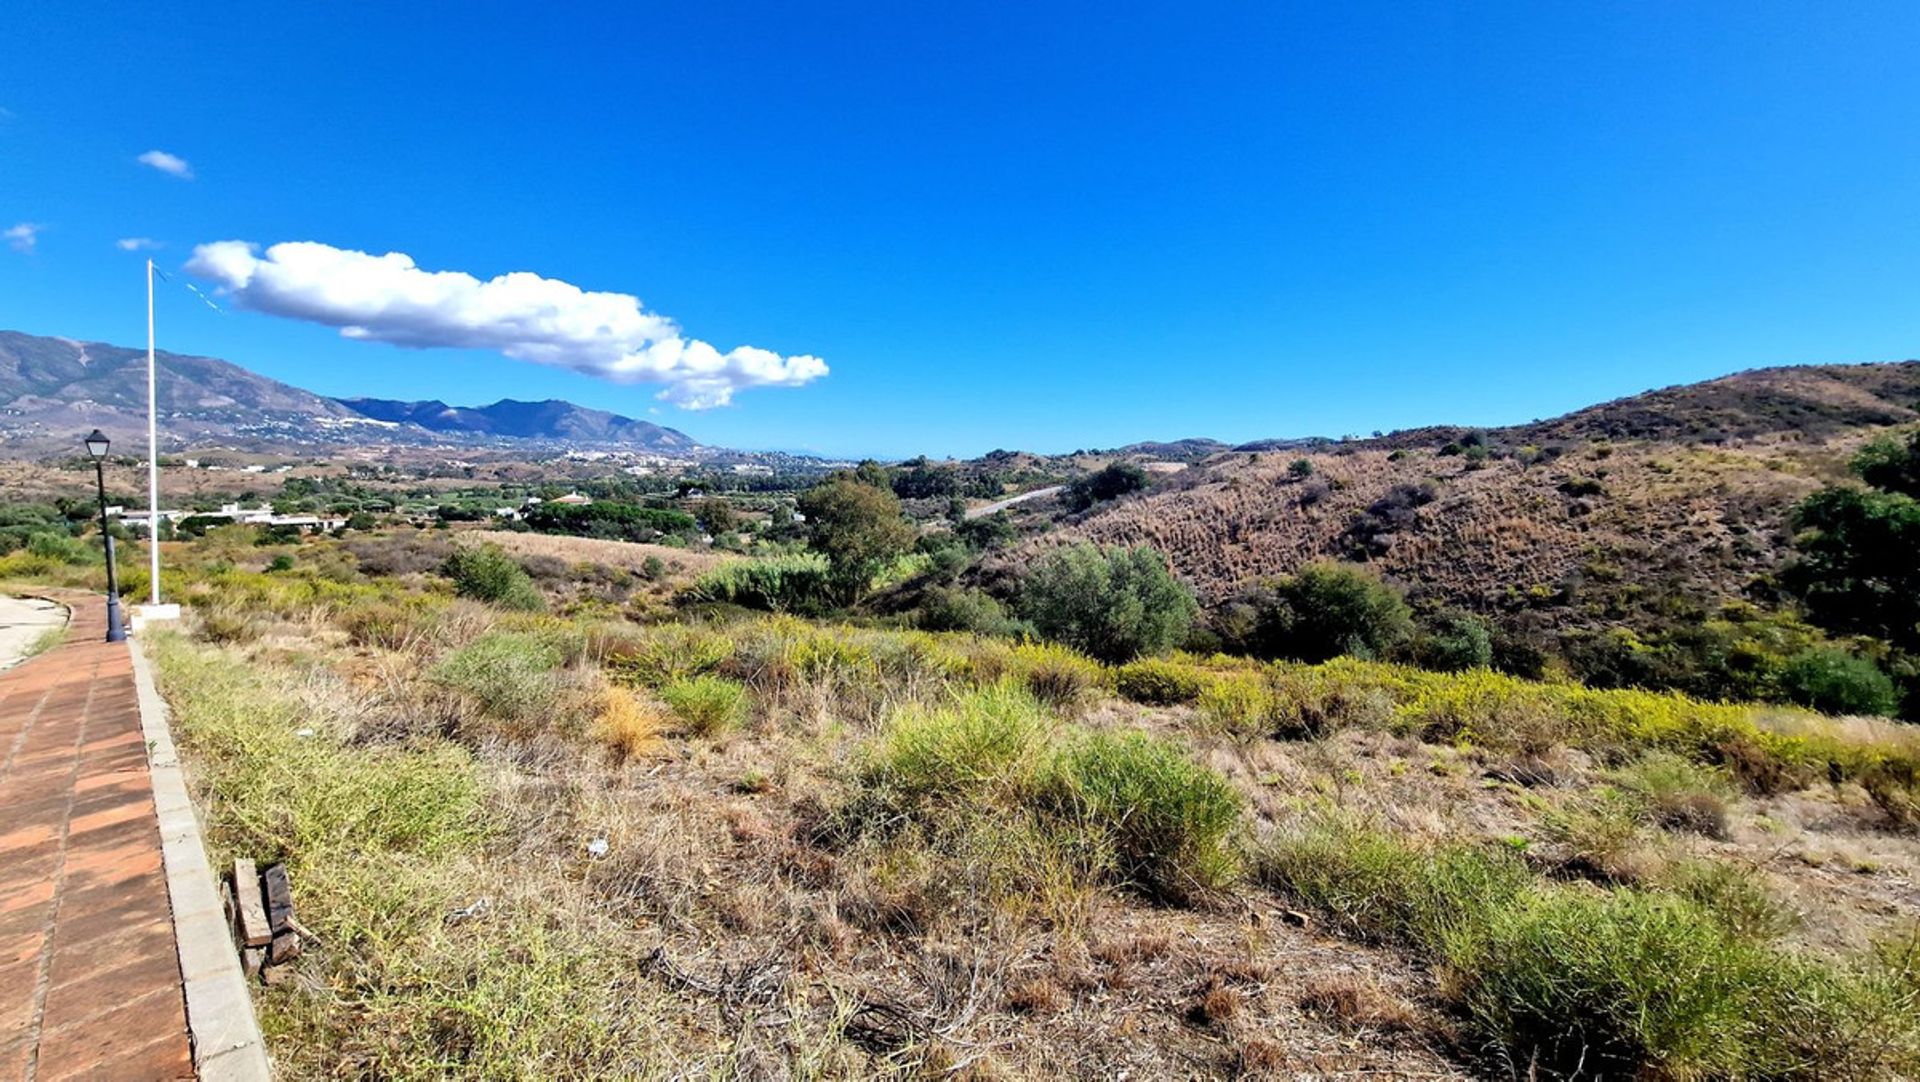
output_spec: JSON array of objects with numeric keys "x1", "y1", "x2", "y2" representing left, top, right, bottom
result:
[{"x1": 0, "y1": 330, "x2": 698, "y2": 455}]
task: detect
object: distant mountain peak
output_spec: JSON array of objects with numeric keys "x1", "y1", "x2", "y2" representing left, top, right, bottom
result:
[
  {"x1": 0, "y1": 328, "x2": 703, "y2": 454},
  {"x1": 328, "y1": 394, "x2": 694, "y2": 448}
]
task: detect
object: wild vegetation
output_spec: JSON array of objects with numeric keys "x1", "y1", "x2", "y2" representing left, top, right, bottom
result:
[
  {"x1": 9, "y1": 508, "x2": 1920, "y2": 1078},
  {"x1": 5, "y1": 362, "x2": 1920, "y2": 1077}
]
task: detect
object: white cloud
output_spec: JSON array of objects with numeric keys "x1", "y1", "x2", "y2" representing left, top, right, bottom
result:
[
  {"x1": 137, "y1": 149, "x2": 193, "y2": 178},
  {"x1": 4, "y1": 223, "x2": 40, "y2": 253},
  {"x1": 186, "y1": 240, "x2": 828, "y2": 408},
  {"x1": 117, "y1": 237, "x2": 162, "y2": 251}
]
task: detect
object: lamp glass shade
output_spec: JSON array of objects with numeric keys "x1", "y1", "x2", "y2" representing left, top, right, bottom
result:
[{"x1": 83, "y1": 430, "x2": 110, "y2": 459}]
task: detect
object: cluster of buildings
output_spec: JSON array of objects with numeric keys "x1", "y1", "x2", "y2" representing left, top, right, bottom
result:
[{"x1": 110, "y1": 503, "x2": 349, "y2": 534}]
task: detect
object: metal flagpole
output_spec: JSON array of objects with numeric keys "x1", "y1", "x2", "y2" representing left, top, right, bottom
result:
[{"x1": 146, "y1": 258, "x2": 161, "y2": 605}]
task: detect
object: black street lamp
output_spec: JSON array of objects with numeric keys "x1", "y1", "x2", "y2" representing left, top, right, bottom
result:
[{"x1": 84, "y1": 430, "x2": 127, "y2": 643}]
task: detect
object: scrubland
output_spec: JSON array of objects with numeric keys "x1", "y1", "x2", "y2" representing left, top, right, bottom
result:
[{"x1": 8, "y1": 529, "x2": 1920, "y2": 1079}]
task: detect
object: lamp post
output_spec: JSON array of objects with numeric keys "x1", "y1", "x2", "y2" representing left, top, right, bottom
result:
[{"x1": 84, "y1": 430, "x2": 127, "y2": 643}]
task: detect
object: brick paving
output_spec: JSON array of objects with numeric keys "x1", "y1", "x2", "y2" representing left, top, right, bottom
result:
[{"x1": 0, "y1": 595, "x2": 194, "y2": 1081}]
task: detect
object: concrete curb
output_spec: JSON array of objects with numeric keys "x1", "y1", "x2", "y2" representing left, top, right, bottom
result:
[{"x1": 131, "y1": 640, "x2": 274, "y2": 1081}]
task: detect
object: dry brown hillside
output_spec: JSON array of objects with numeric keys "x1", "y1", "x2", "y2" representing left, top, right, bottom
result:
[{"x1": 1013, "y1": 361, "x2": 1920, "y2": 643}]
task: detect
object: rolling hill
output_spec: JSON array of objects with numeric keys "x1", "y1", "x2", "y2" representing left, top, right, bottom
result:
[{"x1": 1005, "y1": 361, "x2": 1920, "y2": 656}]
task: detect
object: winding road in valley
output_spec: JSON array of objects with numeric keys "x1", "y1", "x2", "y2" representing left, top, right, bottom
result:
[{"x1": 965, "y1": 485, "x2": 1063, "y2": 519}]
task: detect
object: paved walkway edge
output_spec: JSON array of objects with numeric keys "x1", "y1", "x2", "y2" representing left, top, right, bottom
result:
[{"x1": 130, "y1": 641, "x2": 274, "y2": 1081}]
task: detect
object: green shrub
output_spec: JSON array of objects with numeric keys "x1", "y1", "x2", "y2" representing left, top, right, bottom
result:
[
  {"x1": 861, "y1": 682, "x2": 1053, "y2": 807},
  {"x1": 1777, "y1": 648, "x2": 1899, "y2": 717},
  {"x1": 26, "y1": 531, "x2": 87, "y2": 564},
  {"x1": 1229, "y1": 563, "x2": 1413, "y2": 663},
  {"x1": 1455, "y1": 889, "x2": 1866, "y2": 1078},
  {"x1": 1257, "y1": 820, "x2": 1530, "y2": 949},
  {"x1": 1414, "y1": 610, "x2": 1493, "y2": 672},
  {"x1": 1115, "y1": 657, "x2": 1206, "y2": 705},
  {"x1": 1261, "y1": 819, "x2": 1920, "y2": 1078},
  {"x1": 682, "y1": 553, "x2": 834, "y2": 614},
  {"x1": 1042, "y1": 730, "x2": 1242, "y2": 902},
  {"x1": 915, "y1": 586, "x2": 1021, "y2": 637},
  {"x1": 1061, "y1": 461, "x2": 1150, "y2": 511},
  {"x1": 441, "y1": 544, "x2": 545, "y2": 611},
  {"x1": 1657, "y1": 859, "x2": 1794, "y2": 942},
  {"x1": 1016, "y1": 542, "x2": 1197, "y2": 663},
  {"x1": 657, "y1": 675, "x2": 749, "y2": 737},
  {"x1": 430, "y1": 631, "x2": 569, "y2": 729}
]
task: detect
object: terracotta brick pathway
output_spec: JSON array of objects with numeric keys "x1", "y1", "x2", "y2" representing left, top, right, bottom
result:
[{"x1": 0, "y1": 596, "x2": 194, "y2": 1081}]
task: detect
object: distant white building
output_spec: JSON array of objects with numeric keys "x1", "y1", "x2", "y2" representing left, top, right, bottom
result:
[{"x1": 113, "y1": 502, "x2": 345, "y2": 534}]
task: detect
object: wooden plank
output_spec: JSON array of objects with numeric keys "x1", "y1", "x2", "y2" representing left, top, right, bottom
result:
[
  {"x1": 268, "y1": 931, "x2": 301, "y2": 965},
  {"x1": 232, "y1": 859, "x2": 271, "y2": 948},
  {"x1": 263, "y1": 863, "x2": 294, "y2": 936}
]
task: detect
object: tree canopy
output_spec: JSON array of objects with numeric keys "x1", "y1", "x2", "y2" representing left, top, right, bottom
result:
[
  {"x1": 1016, "y1": 543, "x2": 1197, "y2": 662},
  {"x1": 797, "y1": 474, "x2": 914, "y2": 603}
]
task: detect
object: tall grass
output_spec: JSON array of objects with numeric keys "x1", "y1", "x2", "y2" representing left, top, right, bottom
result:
[
  {"x1": 681, "y1": 552, "x2": 834, "y2": 614},
  {"x1": 150, "y1": 633, "x2": 681, "y2": 1077},
  {"x1": 1258, "y1": 816, "x2": 1920, "y2": 1078},
  {"x1": 1042, "y1": 729, "x2": 1243, "y2": 902},
  {"x1": 850, "y1": 684, "x2": 1242, "y2": 904}
]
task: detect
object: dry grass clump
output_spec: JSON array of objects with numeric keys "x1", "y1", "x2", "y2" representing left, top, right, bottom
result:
[
  {"x1": 595, "y1": 685, "x2": 666, "y2": 762},
  {"x1": 148, "y1": 634, "x2": 693, "y2": 1074},
  {"x1": 605, "y1": 622, "x2": 737, "y2": 687},
  {"x1": 1296, "y1": 973, "x2": 1422, "y2": 1032},
  {"x1": 1609, "y1": 751, "x2": 1737, "y2": 837},
  {"x1": 1005, "y1": 976, "x2": 1068, "y2": 1015}
]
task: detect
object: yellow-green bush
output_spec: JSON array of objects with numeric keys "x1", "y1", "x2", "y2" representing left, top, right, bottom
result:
[
  {"x1": 1006, "y1": 641, "x2": 1105, "y2": 710},
  {"x1": 430, "y1": 630, "x2": 575, "y2": 735},
  {"x1": 657, "y1": 674, "x2": 749, "y2": 736},
  {"x1": 1196, "y1": 671, "x2": 1276, "y2": 738},
  {"x1": 859, "y1": 682, "x2": 1053, "y2": 806},
  {"x1": 1115, "y1": 657, "x2": 1207, "y2": 705}
]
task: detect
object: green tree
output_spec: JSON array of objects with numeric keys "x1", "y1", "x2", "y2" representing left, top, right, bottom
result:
[
  {"x1": 1785, "y1": 486, "x2": 1920, "y2": 650},
  {"x1": 1777, "y1": 648, "x2": 1899, "y2": 717},
  {"x1": 796, "y1": 475, "x2": 914, "y2": 604},
  {"x1": 1233, "y1": 562, "x2": 1414, "y2": 663},
  {"x1": 1062, "y1": 461, "x2": 1150, "y2": 512},
  {"x1": 1416, "y1": 609, "x2": 1494, "y2": 671},
  {"x1": 1853, "y1": 432, "x2": 1920, "y2": 498},
  {"x1": 1016, "y1": 543, "x2": 1197, "y2": 662},
  {"x1": 692, "y1": 497, "x2": 739, "y2": 535}
]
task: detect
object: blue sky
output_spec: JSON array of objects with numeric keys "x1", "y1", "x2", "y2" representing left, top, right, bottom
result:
[{"x1": 4, "y1": 3, "x2": 1918, "y2": 458}]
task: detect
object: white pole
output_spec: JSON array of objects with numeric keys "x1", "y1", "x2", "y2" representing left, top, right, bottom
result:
[{"x1": 146, "y1": 258, "x2": 161, "y2": 605}]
